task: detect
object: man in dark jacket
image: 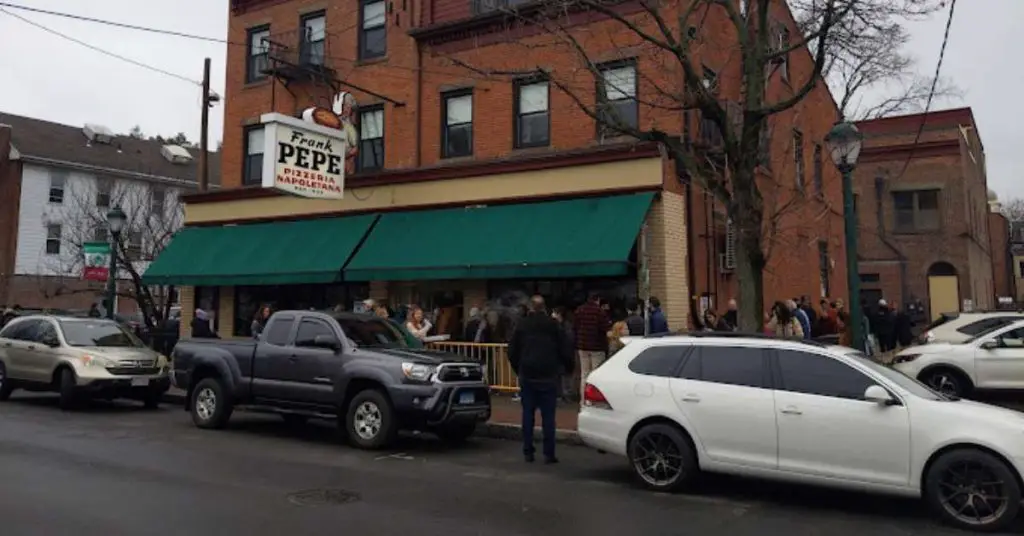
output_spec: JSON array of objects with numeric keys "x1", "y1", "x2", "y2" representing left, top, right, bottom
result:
[
  {"x1": 509, "y1": 295, "x2": 574, "y2": 464},
  {"x1": 625, "y1": 299, "x2": 645, "y2": 336}
]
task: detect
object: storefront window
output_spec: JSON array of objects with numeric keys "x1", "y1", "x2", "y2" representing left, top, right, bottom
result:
[
  {"x1": 233, "y1": 283, "x2": 369, "y2": 337},
  {"x1": 194, "y1": 286, "x2": 220, "y2": 333}
]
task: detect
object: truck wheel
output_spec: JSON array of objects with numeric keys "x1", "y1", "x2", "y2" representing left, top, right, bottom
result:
[
  {"x1": 57, "y1": 368, "x2": 79, "y2": 411},
  {"x1": 436, "y1": 423, "x2": 476, "y2": 445},
  {"x1": 345, "y1": 389, "x2": 398, "y2": 450},
  {"x1": 191, "y1": 378, "x2": 232, "y2": 429},
  {"x1": 0, "y1": 362, "x2": 13, "y2": 401}
]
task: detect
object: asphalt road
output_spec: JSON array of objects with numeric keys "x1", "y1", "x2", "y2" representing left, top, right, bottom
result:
[{"x1": 0, "y1": 395, "x2": 1020, "y2": 536}]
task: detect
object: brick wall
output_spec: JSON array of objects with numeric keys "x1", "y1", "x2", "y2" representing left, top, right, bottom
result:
[
  {"x1": 989, "y1": 212, "x2": 1014, "y2": 300},
  {"x1": 647, "y1": 191, "x2": 689, "y2": 331},
  {"x1": 178, "y1": 286, "x2": 194, "y2": 339},
  {"x1": 0, "y1": 124, "x2": 21, "y2": 306}
]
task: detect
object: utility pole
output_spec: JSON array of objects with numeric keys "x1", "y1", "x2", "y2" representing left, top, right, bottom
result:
[{"x1": 198, "y1": 57, "x2": 219, "y2": 192}]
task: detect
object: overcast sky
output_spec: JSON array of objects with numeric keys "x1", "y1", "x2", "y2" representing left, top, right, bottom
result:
[{"x1": 0, "y1": 1, "x2": 1019, "y2": 198}]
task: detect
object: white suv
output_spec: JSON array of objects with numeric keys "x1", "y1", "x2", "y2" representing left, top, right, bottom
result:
[
  {"x1": 894, "y1": 318, "x2": 1024, "y2": 398},
  {"x1": 578, "y1": 333, "x2": 1024, "y2": 532},
  {"x1": 919, "y1": 311, "x2": 1024, "y2": 344}
]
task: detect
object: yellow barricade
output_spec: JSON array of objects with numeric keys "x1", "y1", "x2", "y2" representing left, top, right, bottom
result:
[{"x1": 426, "y1": 342, "x2": 519, "y2": 392}]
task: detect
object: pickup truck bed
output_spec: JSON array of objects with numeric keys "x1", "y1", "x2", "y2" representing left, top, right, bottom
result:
[{"x1": 172, "y1": 310, "x2": 491, "y2": 449}]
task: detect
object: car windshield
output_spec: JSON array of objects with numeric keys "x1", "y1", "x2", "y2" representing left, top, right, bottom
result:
[
  {"x1": 58, "y1": 319, "x2": 144, "y2": 348},
  {"x1": 846, "y1": 350, "x2": 948, "y2": 401},
  {"x1": 334, "y1": 316, "x2": 411, "y2": 348}
]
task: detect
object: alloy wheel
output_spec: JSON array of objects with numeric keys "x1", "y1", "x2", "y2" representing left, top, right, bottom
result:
[
  {"x1": 195, "y1": 387, "x2": 217, "y2": 421},
  {"x1": 928, "y1": 372, "x2": 960, "y2": 397},
  {"x1": 631, "y1": 431, "x2": 686, "y2": 487},
  {"x1": 353, "y1": 401, "x2": 383, "y2": 440},
  {"x1": 937, "y1": 459, "x2": 1010, "y2": 527}
]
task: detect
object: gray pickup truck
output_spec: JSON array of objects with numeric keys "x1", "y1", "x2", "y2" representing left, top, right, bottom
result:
[{"x1": 171, "y1": 310, "x2": 491, "y2": 449}]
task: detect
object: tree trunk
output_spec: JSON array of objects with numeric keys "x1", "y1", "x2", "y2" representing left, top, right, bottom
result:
[{"x1": 730, "y1": 169, "x2": 768, "y2": 333}]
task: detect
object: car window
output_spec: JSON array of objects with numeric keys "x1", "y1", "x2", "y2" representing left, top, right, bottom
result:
[
  {"x1": 37, "y1": 322, "x2": 58, "y2": 343},
  {"x1": 957, "y1": 317, "x2": 1019, "y2": 336},
  {"x1": 628, "y1": 346, "x2": 687, "y2": 377},
  {"x1": 58, "y1": 319, "x2": 143, "y2": 347},
  {"x1": 335, "y1": 316, "x2": 407, "y2": 348},
  {"x1": 776, "y1": 349, "x2": 875, "y2": 400},
  {"x1": 995, "y1": 327, "x2": 1024, "y2": 348},
  {"x1": 845, "y1": 350, "x2": 944, "y2": 400},
  {"x1": 263, "y1": 316, "x2": 294, "y2": 345},
  {"x1": 0, "y1": 319, "x2": 29, "y2": 340},
  {"x1": 294, "y1": 319, "x2": 335, "y2": 347},
  {"x1": 7, "y1": 319, "x2": 42, "y2": 341},
  {"x1": 686, "y1": 346, "x2": 768, "y2": 389}
]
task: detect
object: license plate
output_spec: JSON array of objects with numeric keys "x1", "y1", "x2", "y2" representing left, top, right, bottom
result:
[
  {"x1": 458, "y1": 392, "x2": 474, "y2": 405},
  {"x1": 131, "y1": 378, "x2": 149, "y2": 387}
]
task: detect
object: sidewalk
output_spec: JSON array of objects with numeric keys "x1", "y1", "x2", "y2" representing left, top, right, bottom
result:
[{"x1": 163, "y1": 388, "x2": 581, "y2": 444}]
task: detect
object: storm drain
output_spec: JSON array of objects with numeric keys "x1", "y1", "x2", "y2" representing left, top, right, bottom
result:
[{"x1": 287, "y1": 489, "x2": 361, "y2": 506}]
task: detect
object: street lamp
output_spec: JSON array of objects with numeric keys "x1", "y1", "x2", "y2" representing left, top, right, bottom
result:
[
  {"x1": 825, "y1": 121, "x2": 865, "y2": 351},
  {"x1": 104, "y1": 206, "x2": 127, "y2": 320}
]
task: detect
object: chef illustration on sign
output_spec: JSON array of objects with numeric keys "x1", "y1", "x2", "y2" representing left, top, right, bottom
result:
[{"x1": 301, "y1": 92, "x2": 359, "y2": 174}]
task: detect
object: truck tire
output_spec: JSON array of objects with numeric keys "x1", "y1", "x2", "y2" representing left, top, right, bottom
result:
[
  {"x1": 57, "y1": 368, "x2": 79, "y2": 411},
  {"x1": 344, "y1": 389, "x2": 398, "y2": 450},
  {"x1": 191, "y1": 377, "x2": 233, "y2": 429}
]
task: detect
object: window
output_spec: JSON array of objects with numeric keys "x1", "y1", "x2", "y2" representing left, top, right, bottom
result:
[
  {"x1": 150, "y1": 187, "x2": 165, "y2": 219},
  {"x1": 300, "y1": 12, "x2": 326, "y2": 66},
  {"x1": 246, "y1": 26, "x2": 270, "y2": 83},
  {"x1": 45, "y1": 224, "x2": 61, "y2": 255},
  {"x1": 359, "y1": 0, "x2": 386, "y2": 60},
  {"x1": 93, "y1": 224, "x2": 108, "y2": 243},
  {"x1": 358, "y1": 105, "x2": 385, "y2": 171},
  {"x1": 777, "y1": 26, "x2": 791, "y2": 81},
  {"x1": 893, "y1": 190, "x2": 940, "y2": 232},
  {"x1": 859, "y1": 273, "x2": 881, "y2": 283},
  {"x1": 757, "y1": 122, "x2": 771, "y2": 167},
  {"x1": 514, "y1": 79, "x2": 550, "y2": 148},
  {"x1": 442, "y1": 90, "x2": 473, "y2": 158},
  {"x1": 597, "y1": 62, "x2": 638, "y2": 136},
  {"x1": 126, "y1": 230, "x2": 143, "y2": 261},
  {"x1": 1, "y1": 319, "x2": 42, "y2": 341},
  {"x1": 688, "y1": 346, "x2": 767, "y2": 389},
  {"x1": 96, "y1": 178, "x2": 111, "y2": 207},
  {"x1": 48, "y1": 171, "x2": 66, "y2": 204},
  {"x1": 628, "y1": 346, "x2": 686, "y2": 377},
  {"x1": 263, "y1": 315, "x2": 295, "y2": 345},
  {"x1": 701, "y1": 65, "x2": 719, "y2": 93},
  {"x1": 294, "y1": 318, "x2": 336, "y2": 346},
  {"x1": 793, "y1": 130, "x2": 805, "y2": 191},
  {"x1": 995, "y1": 327, "x2": 1024, "y2": 348},
  {"x1": 812, "y1": 144, "x2": 823, "y2": 195},
  {"x1": 957, "y1": 317, "x2": 1019, "y2": 336},
  {"x1": 775, "y1": 349, "x2": 875, "y2": 400},
  {"x1": 243, "y1": 126, "x2": 265, "y2": 186},
  {"x1": 818, "y1": 240, "x2": 830, "y2": 298}
]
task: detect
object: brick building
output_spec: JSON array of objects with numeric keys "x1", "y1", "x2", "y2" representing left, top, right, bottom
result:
[
  {"x1": 146, "y1": 0, "x2": 846, "y2": 338},
  {"x1": 0, "y1": 113, "x2": 218, "y2": 314},
  {"x1": 854, "y1": 108, "x2": 995, "y2": 320},
  {"x1": 986, "y1": 194, "x2": 1014, "y2": 305}
]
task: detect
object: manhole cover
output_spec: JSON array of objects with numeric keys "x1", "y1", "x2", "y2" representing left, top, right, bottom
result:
[{"x1": 287, "y1": 489, "x2": 361, "y2": 506}]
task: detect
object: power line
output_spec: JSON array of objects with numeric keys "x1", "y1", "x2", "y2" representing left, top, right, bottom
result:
[
  {"x1": 0, "y1": 2, "x2": 230, "y2": 44},
  {"x1": 0, "y1": 7, "x2": 201, "y2": 86}
]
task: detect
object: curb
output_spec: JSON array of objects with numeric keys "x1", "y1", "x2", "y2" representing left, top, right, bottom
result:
[{"x1": 161, "y1": 391, "x2": 581, "y2": 445}]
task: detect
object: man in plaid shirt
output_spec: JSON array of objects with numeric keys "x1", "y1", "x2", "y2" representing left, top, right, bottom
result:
[{"x1": 574, "y1": 292, "x2": 610, "y2": 400}]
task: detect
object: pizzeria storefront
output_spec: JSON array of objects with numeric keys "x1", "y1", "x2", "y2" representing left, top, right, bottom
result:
[{"x1": 142, "y1": 143, "x2": 691, "y2": 343}]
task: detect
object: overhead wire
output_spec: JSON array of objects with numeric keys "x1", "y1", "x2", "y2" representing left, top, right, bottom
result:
[{"x1": 0, "y1": 6, "x2": 202, "y2": 86}]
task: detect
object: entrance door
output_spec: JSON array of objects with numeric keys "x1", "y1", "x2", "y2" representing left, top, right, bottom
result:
[{"x1": 928, "y1": 276, "x2": 959, "y2": 321}]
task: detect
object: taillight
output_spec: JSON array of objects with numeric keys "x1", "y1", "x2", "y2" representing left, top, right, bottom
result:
[{"x1": 583, "y1": 383, "x2": 612, "y2": 410}]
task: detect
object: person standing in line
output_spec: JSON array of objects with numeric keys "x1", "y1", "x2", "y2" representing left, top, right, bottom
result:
[
  {"x1": 648, "y1": 296, "x2": 669, "y2": 334},
  {"x1": 509, "y1": 295, "x2": 574, "y2": 464},
  {"x1": 574, "y1": 292, "x2": 610, "y2": 401},
  {"x1": 405, "y1": 306, "x2": 433, "y2": 342},
  {"x1": 250, "y1": 304, "x2": 271, "y2": 338},
  {"x1": 788, "y1": 299, "x2": 812, "y2": 340},
  {"x1": 624, "y1": 300, "x2": 645, "y2": 336},
  {"x1": 722, "y1": 299, "x2": 738, "y2": 331}
]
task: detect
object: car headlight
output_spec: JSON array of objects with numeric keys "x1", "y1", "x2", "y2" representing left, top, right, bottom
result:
[
  {"x1": 80, "y1": 355, "x2": 114, "y2": 368},
  {"x1": 401, "y1": 362, "x2": 435, "y2": 382},
  {"x1": 893, "y1": 354, "x2": 920, "y2": 365}
]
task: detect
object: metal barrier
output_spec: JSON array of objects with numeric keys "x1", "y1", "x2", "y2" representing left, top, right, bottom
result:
[{"x1": 426, "y1": 342, "x2": 518, "y2": 393}]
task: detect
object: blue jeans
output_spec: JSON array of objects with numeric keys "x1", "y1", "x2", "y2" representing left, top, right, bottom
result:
[{"x1": 520, "y1": 379, "x2": 558, "y2": 459}]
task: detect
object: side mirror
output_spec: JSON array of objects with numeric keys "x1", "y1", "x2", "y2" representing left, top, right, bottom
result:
[
  {"x1": 864, "y1": 385, "x2": 897, "y2": 406},
  {"x1": 980, "y1": 340, "x2": 999, "y2": 350},
  {"x1": 311, "y1": 334, "x2": 341, "y2": 351}
]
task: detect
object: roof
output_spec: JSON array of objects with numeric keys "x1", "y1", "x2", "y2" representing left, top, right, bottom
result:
[{"x1": 0, "y1": 111, "x2": 220, "y2": 185}]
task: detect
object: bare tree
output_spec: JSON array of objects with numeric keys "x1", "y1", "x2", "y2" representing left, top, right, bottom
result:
[
  {"x1": 790, "y1": 0, "x2": 962, "y2": 119},
  {"x1": 1000, "y1": 198, "x2": 1024, "y2": 225},
  {"x1": 39, "y1": 179, "x2": 185, "y2": 328}
]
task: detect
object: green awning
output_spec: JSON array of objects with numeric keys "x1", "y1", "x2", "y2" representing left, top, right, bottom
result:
[
  {"x1": 344, "y1": 192, "x2": 655, "y2": 281},
  {"x1": 142, "y1": 214, "x2": 378, "y2": 286}
]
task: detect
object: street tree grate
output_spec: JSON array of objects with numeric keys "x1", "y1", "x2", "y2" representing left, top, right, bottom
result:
[{"x1": 286, "y1": 489, "x2": 361, "y2": 506}]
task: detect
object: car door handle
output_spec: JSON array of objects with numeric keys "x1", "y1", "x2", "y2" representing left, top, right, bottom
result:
[
  {"x1": 780, "y1": 406, "x2": 802, "y2": 415},
  {"x1": 680, "y1": 394, "x2": 701, "y2": 403}
]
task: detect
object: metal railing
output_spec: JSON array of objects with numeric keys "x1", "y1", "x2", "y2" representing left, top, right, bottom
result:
[{"x1": 426, "y1": 342, "x2": 518, "y2": 393}]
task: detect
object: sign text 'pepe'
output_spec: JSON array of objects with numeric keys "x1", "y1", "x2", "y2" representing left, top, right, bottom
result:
[{"x1": 278, "y1": 129, "x2": 343, "y2": 175}]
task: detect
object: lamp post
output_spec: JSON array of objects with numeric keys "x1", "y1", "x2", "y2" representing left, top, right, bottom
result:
[
  {"x1": 104, "y1": 206, "x2": 127, "y2": 320},
  {"x1": 825, "y1": 121, "x2": 865, "y2": 351}
]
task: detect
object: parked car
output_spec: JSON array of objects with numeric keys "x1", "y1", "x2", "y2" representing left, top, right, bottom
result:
[
  {"x1": 917, "y1": 311, "x2": 1024, "y2": 345},
  {"x1": 0, "y1": 315, "x2": 171, "y2": 409},
  {"x1": 893, "y1": 318, "x2": 1024, "y2": 398},
  {"x1": 577, "y1": 332, "x2": 1024, "y2": 532},
  {"x1": 171, "y1": 310, "x2": 491, "y2": 449}
]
